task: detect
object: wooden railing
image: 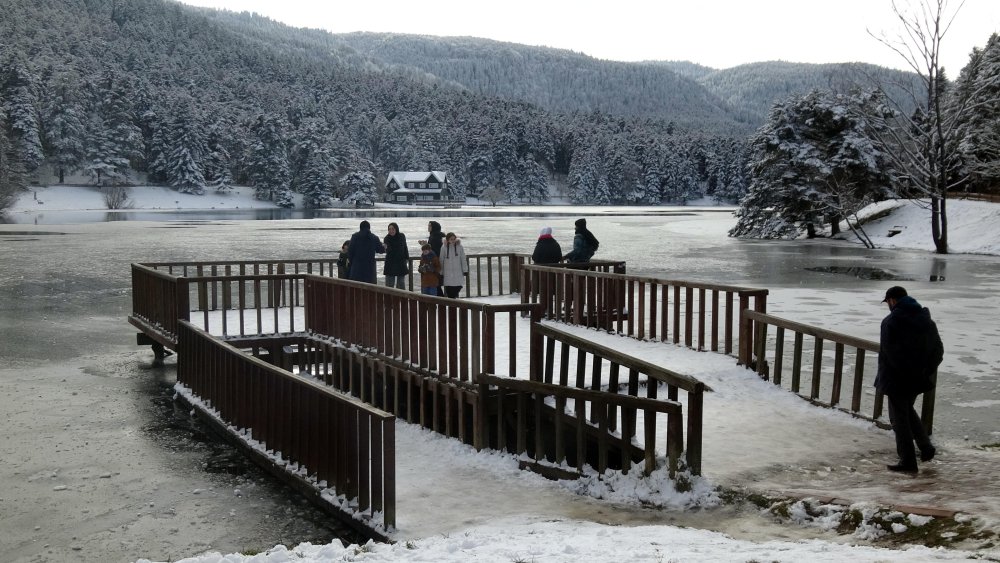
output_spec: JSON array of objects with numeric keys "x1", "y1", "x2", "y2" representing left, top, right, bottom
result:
[
  {"x1": 479, "y1": 322, "x2": 705, "y2": 476},
  {"x1": 176, "y1": 322, "x2": 396, "y2": 531},
  {"x1": 463, "y1": 253, "x2": 525, "y2": 297},
  {"x1": 304, "y1": 276, "x2": 541, "y2": 380},
  {"x1": 520, "y1": 264, "x2": 768, "y2": 361},
  {"x1": 743, "y1": 310, "x2": 936, "y2": 434}
]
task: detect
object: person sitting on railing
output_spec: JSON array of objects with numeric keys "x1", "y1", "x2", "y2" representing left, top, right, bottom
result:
[
  {"x1": 336, "y1": 240, "x2": 350, "y2": 279},
  {"x1": 441, "y1": 232, "x2": 468, "y2": 298},
  {"x1": 417, "y1": 244, "x2": 441, "y2": 296},
  {"x1": 347, "y1": 220, "x2": 386, "y2": 284},
  {"x1": 563, "y1": 218, "x2": 600, "y2": 263},
  {"x1": 532, "y1": 226, "x2": 562, "y2": 264}
]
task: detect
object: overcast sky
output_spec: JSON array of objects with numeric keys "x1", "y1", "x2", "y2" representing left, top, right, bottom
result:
[{"x1": 177, "y1": 0, "x2": 997, "y2": 75}]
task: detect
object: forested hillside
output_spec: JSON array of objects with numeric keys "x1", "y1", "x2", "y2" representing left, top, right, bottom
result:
[
  {"x1": 681, "y1": 61, "x2": 923, "y2": 123},
  {"x1": 0, "y1": 0, "x2": 750, "y2": 209},
  {"x1": 318, "y1": 32, "x2": 749, "y2": 134}
]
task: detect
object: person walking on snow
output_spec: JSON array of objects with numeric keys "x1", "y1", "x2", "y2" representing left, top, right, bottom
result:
[{"x1": 876, "y1": 286, "x2": 943, "y2": 473}]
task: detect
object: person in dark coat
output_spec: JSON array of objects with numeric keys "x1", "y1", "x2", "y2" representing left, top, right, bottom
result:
[
  {"x1": 563, "y1": 218, "x2": 599, "y2": 263},
  {"x1": 336, "y1": 240, "x2": 350, "y2": 279},
  {"x1": 876, "y1": 286, "x2": 943, "y2": 473},
  {"x1": 347, "y1": 220, "x2": 385, "y2": 283},
  {"x1": 382, "y1": 222, "x2": 409, "y2": 289},
  {"x1": 532, "y1": 226, "x2": 562, "y2": 264}
]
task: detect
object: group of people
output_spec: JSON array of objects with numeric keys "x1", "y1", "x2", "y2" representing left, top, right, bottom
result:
[
  {"x1": 338, "y1": 217, "x2": 602, "y2": 295},
  {"x1": 338, "y1": 220, "x2": 468, "y2": 297}
]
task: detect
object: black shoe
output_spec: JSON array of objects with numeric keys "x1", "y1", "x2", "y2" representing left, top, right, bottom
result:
[
  {"x1": 920, "y1": 447, "x2": 936, "y2": 462},
  {"x1": 887, "y1": 462, "x2": 918, "y2": 473}
]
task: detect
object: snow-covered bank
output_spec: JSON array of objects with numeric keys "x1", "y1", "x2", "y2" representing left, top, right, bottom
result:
[
  {"x1": 849, "y1": 199, "x2": 1000, "y2": 256},
  {"x1": 8, "y1": 184, "x2": 298, "y2": 212}
]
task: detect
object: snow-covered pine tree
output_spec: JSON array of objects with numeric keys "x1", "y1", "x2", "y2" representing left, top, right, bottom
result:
[
  {"x1": 0, "y1": 53, "x2": 43, "y2": 173},
  {"x1": 41, "y1": 73, "x2": 87, "y2": 183},
  {"x1": 246, "y1": 114, "x2": 293, "y2": 207},
  {"x1": 164, "y1": 96, "x2": 208, "y2": 195},
  {"x1": 339, "y1": 170, "x2": 376, "y2": 206},
  {"x1": 0, "y1": 106, "x2": 27, "y2": 209},
  {"x1": 731, "y1": 89, "x2": 895, "y2": 243},
  {"x1": 83, "y1": 70, "x2": 144, "y2": 186},
  {"x1": 953, "y1": 33, "x2": 1000, "y2": 194},
  {"x1": 203, "y1": 122, "x2": 233, "y2": 193}
]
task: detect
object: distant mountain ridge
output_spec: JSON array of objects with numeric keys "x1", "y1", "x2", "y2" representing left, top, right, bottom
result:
[{"x1": 326, "y1": 32, "x2": 920, "y2": 129}]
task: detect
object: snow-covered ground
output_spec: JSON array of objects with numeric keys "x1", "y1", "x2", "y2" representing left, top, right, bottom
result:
[{"x1": 6, "y1": 185, "x2": 1000, "y2": 562}]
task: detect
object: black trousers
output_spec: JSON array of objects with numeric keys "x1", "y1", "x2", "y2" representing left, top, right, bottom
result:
[
  {"x1": 886, "y1": 392, "x2": 933, "y2": 464},
  {"x1": 443, "y1": 286, "x2": 462, "y2": 298}
]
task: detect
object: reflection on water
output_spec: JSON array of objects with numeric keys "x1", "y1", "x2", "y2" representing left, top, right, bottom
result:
[{"x1": 3, "y1": 207, "x2": 709, "y2": 224}]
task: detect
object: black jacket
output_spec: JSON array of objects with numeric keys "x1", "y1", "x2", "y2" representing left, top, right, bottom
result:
[
  {"x1": 532, "y1": 236, "x2": 562, "y2": 264},
  {"x1": 382, "y1": 231, "x2": 410, "y2": 276},
  {"x1": 876, "y1": 296, "x2": 944, "y2": 396},
  {"x1": 428, "y1": 221, "x2": 444, "y2": 257},
  {"x1": 347, "y1": 224, "x2": 386, "y2": 283}
]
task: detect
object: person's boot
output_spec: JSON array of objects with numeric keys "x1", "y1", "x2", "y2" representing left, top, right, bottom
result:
[
  {"x1": 920, "y1": 446, "x2": 936, "y2": 462},
  {"x1": 887, "y1": 461, "x2": 918, "y2": 473}
]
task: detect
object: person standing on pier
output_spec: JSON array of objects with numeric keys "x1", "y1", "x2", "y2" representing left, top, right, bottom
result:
[
  {"x1": 417, "y1": 244, "x2": 441, "y2": 296},
  {"x1": 347, "y1": 220, "x2": 385, "y2": 283},
  {"x1": 420, "y1": 221, "x2": 445, "y2": 294},
  {"x1": 876, "y1": 286, "x2": 943, "y2": 473},
  {"x1": 440, "y1": 232, "x2": 468, "y2": 298},
  {"x1": 563, "y1": 218, "x2": 599, "y2": 263},
  {"x1": 383, "y1": 222, "x2": 410, "y2": 289}
]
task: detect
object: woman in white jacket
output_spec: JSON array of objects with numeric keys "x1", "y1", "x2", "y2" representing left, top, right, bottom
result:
[{"x1": 440, "y1": 232, "x2": 468, "y2": 298}]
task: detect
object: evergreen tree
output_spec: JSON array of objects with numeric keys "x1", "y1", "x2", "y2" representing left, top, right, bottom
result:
[
  {"x1": 732, "y1": 89, "x2": 895, "y2": 244},
  {"x1": 952, "y1": 33, "x2": 1000, "y2": 194},
  {"x1": 246, "y1": 114, "x2": 293, "y2": 207},
  {"x1": 0, "y1": 53, "x2": 43, "y2": 173},
  {"x1": 0, "y1": 106, "x2": 27, "y2": 209},
  {"x1": 203, "y1": 122, "x2": 233, "y2": 193},
  {"x1": 340, "y1": 170, "x2": 376, "y2": 206},
  {"x1": 41, "y1": 73, "x2": 87, "y2": 183},
  {"x1": 83, "y1": 70, "x2": 144, "y2": 186},
  {"x1": 164, "y1": 95, "x2": 208, "y2": 194}
]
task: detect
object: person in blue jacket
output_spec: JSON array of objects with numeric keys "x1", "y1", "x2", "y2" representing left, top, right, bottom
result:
[
  {"x1": 347, "y1": 220, "x2": 385, "y2": 283},
  {"x1": 563, "y1": 218, "x2": 599, "y2": 263}
]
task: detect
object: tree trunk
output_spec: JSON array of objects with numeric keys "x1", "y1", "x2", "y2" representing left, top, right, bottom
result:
[{"x1": 934, "y1": 195, "x2": 949, "y2": 254}]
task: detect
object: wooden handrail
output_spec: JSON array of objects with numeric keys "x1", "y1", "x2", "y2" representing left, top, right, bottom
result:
[
  {"x1": 741, "y1": 309, "x2": 935, "y2": 435},
  {"x1": 176, "y1": 322, "x2": 395, "y2": 531}
]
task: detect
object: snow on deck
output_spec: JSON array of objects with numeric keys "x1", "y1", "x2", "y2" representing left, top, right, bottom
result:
[{"x1": 193, "y1": 298, "x2": 1000, "y2": 537}]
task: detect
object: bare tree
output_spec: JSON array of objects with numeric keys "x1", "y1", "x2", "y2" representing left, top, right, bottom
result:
[{"x1": 868, "y1": 0, "x2": 969, "y2": 254}]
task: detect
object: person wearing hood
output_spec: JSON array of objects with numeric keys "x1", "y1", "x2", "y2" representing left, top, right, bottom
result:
[
  {"x1": 532, "y1": 226, "x2": 562, "y2": 265},
  {"x1": 419, "y1": 221, "x2": 445, "y2": 294},
  {"x1": 876, "y1": 286, "x2": 943, "y2": 473},
  {"x1": 563, "y1": 218, "x2": 599, "y2": 263},
  {"x1": 440, "y1": 232, "x2": 468, "y2": 298},
  {"x1": 382, "y1": 222, "x2": 410, "y2": 289},
  {"x1": 347, "y1": 220, "x2": 385, "y2": 283}
]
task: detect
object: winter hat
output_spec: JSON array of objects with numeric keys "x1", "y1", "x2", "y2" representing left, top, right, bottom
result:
[
  {"x1": 882, "y1": 286, "x2": 907, "y2": 302},
  {"x1": 575, "y1": 218, "x2": 587, "y2": 228},
  {"x1": 360, "y1": 220, "x2": 371, "y2": 230},
  {"x1": 539, "y1": 226, "x2": 552, "y2": 236}
]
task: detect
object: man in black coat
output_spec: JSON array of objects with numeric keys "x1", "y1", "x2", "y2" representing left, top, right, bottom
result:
[
  {"x1": 563, "y1": 218, "x2": 599, "y2": 263},
  {"x1": 347, "y1": 220, "x2": 386, "y2": 283},
  {"x1": 531, "y1": 226, "x2": 562, "y2": 264},
  {"x1": 876, "y1": 286, "x2": 943, "y2": 473}
]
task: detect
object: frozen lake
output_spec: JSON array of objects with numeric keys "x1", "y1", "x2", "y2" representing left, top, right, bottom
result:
[{"x1": 1, "y1": 208, "x2": 998, "y2": 560}]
